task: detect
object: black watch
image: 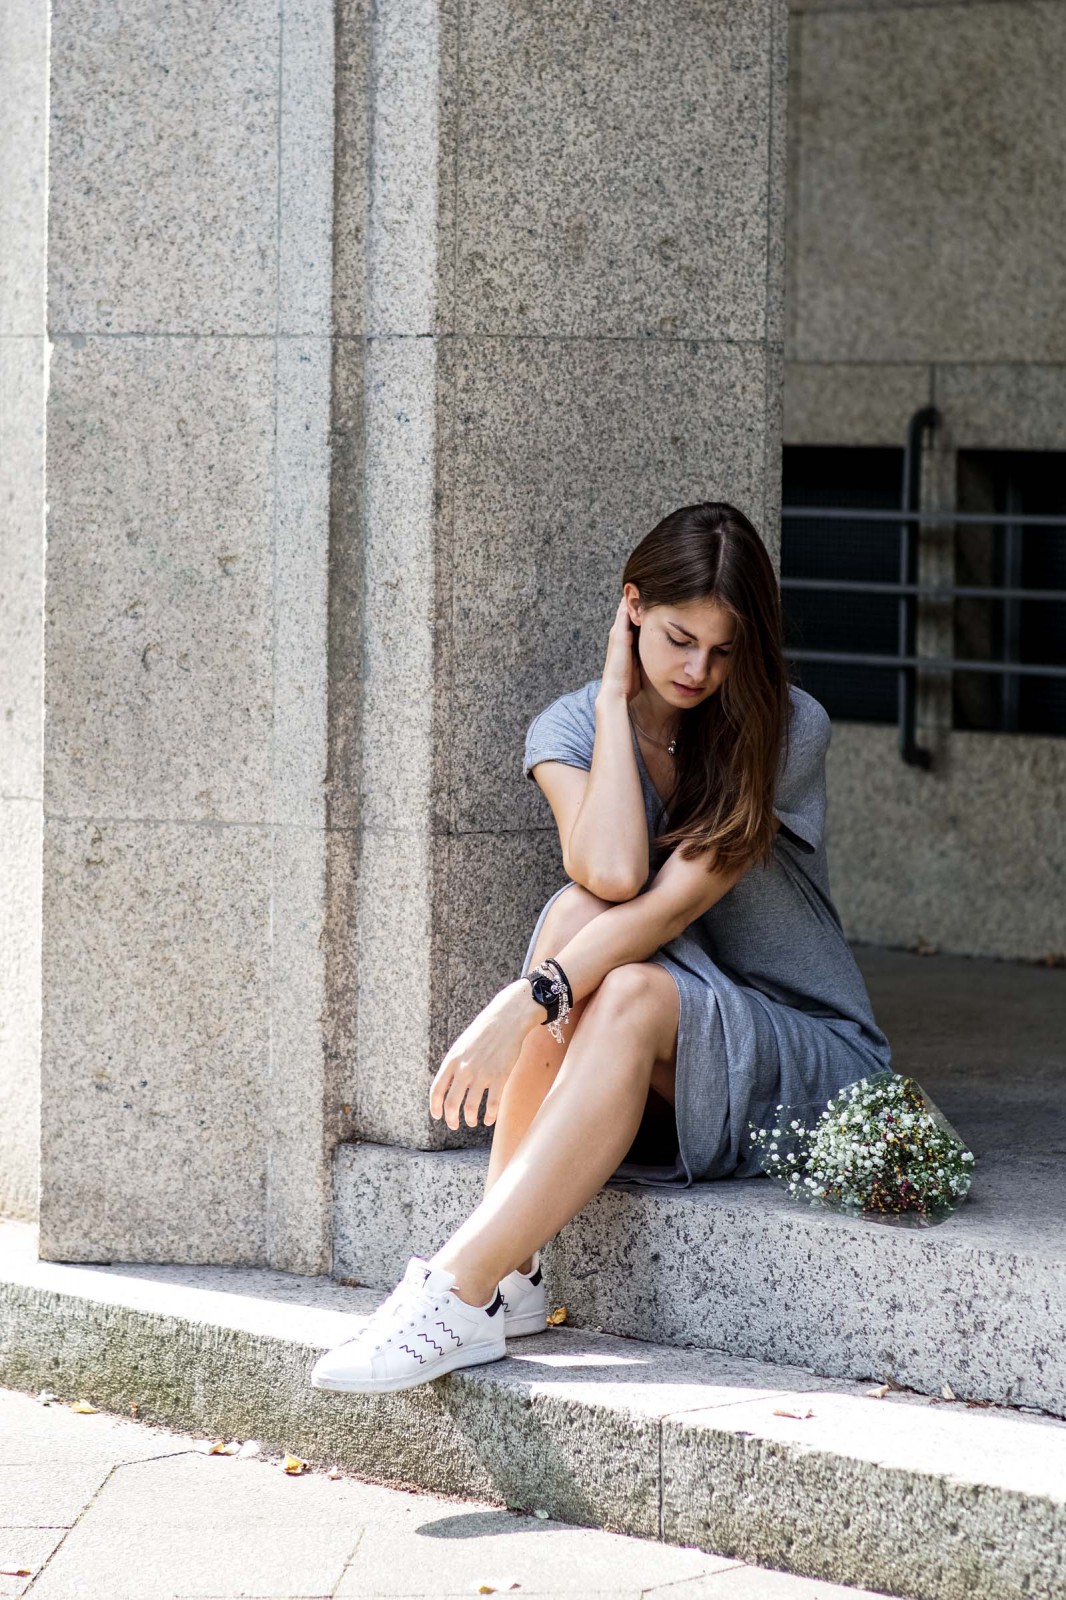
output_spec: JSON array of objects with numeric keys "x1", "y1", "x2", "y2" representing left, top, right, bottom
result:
[{"x1": 524, "y1": 969, "x2": 562, "y2": 1023}]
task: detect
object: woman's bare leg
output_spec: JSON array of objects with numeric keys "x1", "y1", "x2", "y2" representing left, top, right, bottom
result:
[
  {"x1": 486, "y1": 886, "x2": 679, "y2": 1272},
  {"x1": 429, "y1": 960, "x2": 680, "y2": 1305},
  {"x1": 482, "y1": 884, "x2": 614, "y2": 1269}
]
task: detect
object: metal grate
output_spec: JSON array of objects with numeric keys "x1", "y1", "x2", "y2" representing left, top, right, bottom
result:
[
  {"x1": 780, "y1": 443, "x2": 903, "y2": 726},
  {"x1": 780, "y1": 409, "x2": 1066, "y2": 767}
]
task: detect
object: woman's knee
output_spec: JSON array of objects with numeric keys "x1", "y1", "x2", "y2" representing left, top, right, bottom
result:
[
  {"x1": 586, "y1": 962, "x2": 680, "y2": 1065},
  {"x1": 592, "y1": 962, "x2": 659, "y2": 1007}
]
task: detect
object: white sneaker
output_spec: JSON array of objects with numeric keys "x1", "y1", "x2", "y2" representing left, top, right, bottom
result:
[
  {"x1": 310, "y1": 1256, "x2": 507, "y2": 1394},
  {"x1": 499, "y1": 1250, "x2": 548, "y2": 1337}
]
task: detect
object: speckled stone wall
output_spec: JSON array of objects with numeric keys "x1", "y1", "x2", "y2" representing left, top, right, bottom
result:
[
  {"x1": 31, "y1": 0, "x2": 789, "y2": 1266},
  {"x1": 0, "y1": 0, "x2": 48, "y2": 1224},
  {"x1": 37, "y1": 0, "x2": 351, "y2": 1270},
  {"x1": 782, "y1": 0, "x2": 1066, "y2": 960}
]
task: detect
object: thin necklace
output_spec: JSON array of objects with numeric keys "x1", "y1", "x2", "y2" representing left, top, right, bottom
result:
[{"x1": 629, "y1": 706, "x2": 678, "y2": 758}]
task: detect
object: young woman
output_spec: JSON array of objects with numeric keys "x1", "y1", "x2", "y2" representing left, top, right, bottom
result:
[{"x1": 310, "y1": 501, "x2": 893, "y2": 1395}]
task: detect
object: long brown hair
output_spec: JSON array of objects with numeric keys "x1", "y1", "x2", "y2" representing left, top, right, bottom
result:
[{"x1": 622, "y1": 501, "x2": 794, "y2": 877}]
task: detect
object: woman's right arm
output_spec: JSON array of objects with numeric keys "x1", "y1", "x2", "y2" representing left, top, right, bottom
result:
[
  {"x1": 563, "y1": 691, "x2": 650, "y2": 900},
  {"x1": 532, "y1": 597, "x2": 653, "y2": 902}
]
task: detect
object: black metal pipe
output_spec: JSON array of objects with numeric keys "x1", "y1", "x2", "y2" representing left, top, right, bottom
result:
[
  {"x1": 781, "y1": 577, "x2": 1066, "y2": 603},
  {"x1": 782, "y1": 506, "x2": 1066, "y2": 527},
  {"x1": 785, "y1": 648, "x2": 1066, "y2": 679},
  {"x1": 897, "y1": 406, "x2": 939, "y2": 767}
]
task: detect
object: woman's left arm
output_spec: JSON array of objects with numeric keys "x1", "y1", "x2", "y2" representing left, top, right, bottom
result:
[
  {"x1": 538, "y1": 837, "x2": 759, "y2": 1002},
  {"x1": 429, "y1": 837, "x2": 765, "y2": 1131}
]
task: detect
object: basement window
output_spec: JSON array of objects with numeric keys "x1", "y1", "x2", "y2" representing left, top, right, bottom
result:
[
  {"x1": 953, "y1": 449, "x2": 1066, "y2": 737},
  {"x1": 780, "y1": 445, "x2": 904, "y2": 724}
]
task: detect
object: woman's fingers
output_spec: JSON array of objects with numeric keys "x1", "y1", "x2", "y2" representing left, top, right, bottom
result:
[
  {"x1": 464, "y1": 1085, "x2": 484, "y2": 1128},
  {"x1": 431, "y1": 995, "x2": 526, "y2": 1127},
  {"x1": 433, "y1": 1063, "x2": 503, "y2": 1130},
  {"x1": 429, "y1": 1060, "x2": 458, "y2": 1122},
  {"x1": 602, "y1": 594, "x2": 640, "y2": 701},
  {"x1": 440, "y1": 1072, "x2": 495, "y2": 1130},
  {"x1": 431, "y1": 1050, "x2": 477, "y2": 1129},
  {"x1": 441, "y1": 1061, "x2": 477, "y2": 1130}
]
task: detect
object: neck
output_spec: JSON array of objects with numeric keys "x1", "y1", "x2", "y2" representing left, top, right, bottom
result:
[{"x1": 629, "y1": 684, "x2": 681, "y2": 746}]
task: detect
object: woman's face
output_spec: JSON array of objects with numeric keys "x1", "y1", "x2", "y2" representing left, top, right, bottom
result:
[{"x1": 624, "y1": 586, "x2": 737, "y2": 709}]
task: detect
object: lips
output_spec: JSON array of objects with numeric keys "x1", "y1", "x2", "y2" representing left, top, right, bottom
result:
[{"x1": 673, "y1": 682, "x2": 704, "y2": 694}]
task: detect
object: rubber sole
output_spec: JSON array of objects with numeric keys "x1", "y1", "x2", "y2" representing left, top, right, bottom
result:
[
  {"x1": 503, "y1": 1309, "x2": 549, "y2": 1337},
  {"x1": 310, "y1": 1336, "x2": 507, "y2": 1394}
]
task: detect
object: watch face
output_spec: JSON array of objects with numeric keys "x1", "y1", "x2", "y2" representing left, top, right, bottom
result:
[{"x1": 532, "y1": 973, "x2": 557, "y2": 1005}]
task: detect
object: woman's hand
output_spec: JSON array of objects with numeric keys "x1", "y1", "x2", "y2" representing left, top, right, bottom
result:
[
  {"x1": 429, "y1": 980, "x2": 544, "y2": 1131},
  {"x1": 600, "y1": 594, "x2": 642, "y2": 703}
]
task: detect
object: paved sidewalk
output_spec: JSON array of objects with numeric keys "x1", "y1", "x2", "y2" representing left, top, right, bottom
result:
[{"x1": 0, "y1": 1383, "x2": 904, "y2": 1600}]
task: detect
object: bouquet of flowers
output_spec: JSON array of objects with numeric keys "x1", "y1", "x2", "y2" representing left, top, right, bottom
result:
[{"x1": 745, "y1": 1070, "x2": 976, "y2": 1228}]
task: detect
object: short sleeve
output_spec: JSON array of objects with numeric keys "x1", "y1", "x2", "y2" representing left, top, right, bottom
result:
[
  {"x1": 523, "y1": 695, "x2": 594, "y2": 781},
  {"x1": 773, "y1": 692, "x2": 831, "y2": 854}
]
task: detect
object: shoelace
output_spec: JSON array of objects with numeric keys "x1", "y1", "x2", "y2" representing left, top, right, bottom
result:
[
  {"x1": 368, "y1": 1280, "x2": 492, "y2": 1354},
  {"x1": 373, "y1": 1297, "x2": 443, "y2": 1353},
  {"x1": 336, "y1": 1273, "x2": 442, "y2": 1352}
]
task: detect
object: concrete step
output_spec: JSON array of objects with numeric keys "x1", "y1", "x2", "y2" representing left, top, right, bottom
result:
[
  {"x1": 332, "y1": 1139, "x2": 1066, "y2": 1415},
  {"x1": 3, "y1": 1216, "x2": 1064, "y2": 1600}
]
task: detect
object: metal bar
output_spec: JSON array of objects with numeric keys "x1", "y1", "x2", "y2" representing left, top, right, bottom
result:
[
  {"x1": 781, "y1": 506, "x2": 1066, "y2": 527},
  {"x1": 1001, "y1": 479, "x2": 1023, "y2": 732},
  {"x1": 780, "y1": 577, "x2": 1066, "y2": 603},
  {"x1": 785, "y1": 648, "x2": 1066, "y2": 678},
  {"x1": 898, "y1": 407, "x2": 937, "y2": 767}
]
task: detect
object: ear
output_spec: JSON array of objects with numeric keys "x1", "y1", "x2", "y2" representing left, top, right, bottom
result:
[{"x1": 622, "y1": 582, "x2": 644, "y2": 629}]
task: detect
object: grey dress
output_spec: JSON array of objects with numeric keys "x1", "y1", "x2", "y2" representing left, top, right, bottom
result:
[{"x1": 521, "y1": 677, "x2": 893, "y2": 1188}]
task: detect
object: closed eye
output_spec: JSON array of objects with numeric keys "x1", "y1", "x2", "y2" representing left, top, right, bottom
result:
[{"x1": 668, "y1": 635, "x2": 730, "y2": 655}]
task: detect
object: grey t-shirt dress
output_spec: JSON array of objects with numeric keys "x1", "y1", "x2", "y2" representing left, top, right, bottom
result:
[{"x1": 522, "y1": 677, "x2": 893, "y2": 1189}]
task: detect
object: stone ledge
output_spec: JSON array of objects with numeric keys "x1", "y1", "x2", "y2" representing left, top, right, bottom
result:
[
  {"x1": 333, "y1": 1141, "x2": 1066, "y2": 1416},
  {"x1": 1, "y1": 1216, "x2": 1064, "y2": 1600}
]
